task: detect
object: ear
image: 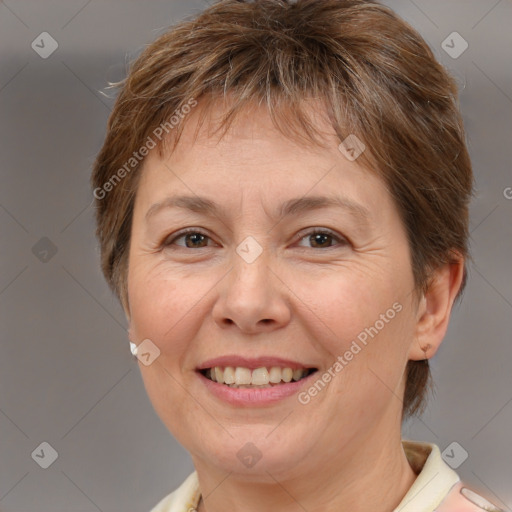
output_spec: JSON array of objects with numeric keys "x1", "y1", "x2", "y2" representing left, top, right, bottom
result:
[
  {"x1": 408, "y1": 256, "x2": 465, "y2": 361},
  {"x1": 127, "y1": 323, "x2": 135, "y2": 342},
  {"x1": 124, "y1": 299, "x2": 132, "y2": 336},
  {"x1": 127, "y1": 323, "x2": 139, "y2": 357}
]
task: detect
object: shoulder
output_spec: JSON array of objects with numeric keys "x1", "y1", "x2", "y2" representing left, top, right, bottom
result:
[
  {"x1": 436, "y1": 481, "x2": 504, "y2": 512},
  {"x1": 399, "y1": 441, "x2": 504, "y2": 512},
  {"x1": 150, "y1": 471, "x2": 200, "y2": 512}
]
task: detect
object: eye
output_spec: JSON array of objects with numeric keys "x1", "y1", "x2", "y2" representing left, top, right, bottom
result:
[
  {"x1": 163, "y1": 228, "x2": 215, "y2": 249},
  {"x1": 161, "y1": 227, "x2": 349, "y2": 250},
  {"x1": 296, "y1": 228, "x2": 348, "y2": 249}
]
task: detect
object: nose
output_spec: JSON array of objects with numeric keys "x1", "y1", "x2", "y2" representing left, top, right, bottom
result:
[{"x1": 212, "y1": 249, "x2": 291, "y2": 334}]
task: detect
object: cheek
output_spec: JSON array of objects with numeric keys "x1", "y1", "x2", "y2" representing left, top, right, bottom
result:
[
  {"x1": 294, "y1": 268, "x2": 414, "y2": 397},
  {"x1": 127, "y1": 261, "x2": 226, "y2": 373},
  {"x1": 292, "y1": 268, "x2": 399, "y2": 349},
  {"x1": 128, "y1": 264, "x2": 192, "y2": 350},
  {"x1": 127, "y1": 267, "x2": 208, "y2": 432}
]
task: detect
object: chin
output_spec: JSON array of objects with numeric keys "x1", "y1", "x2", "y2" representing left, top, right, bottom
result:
[{"x1": 193, "y1": 431, "x2": 312, "y2": 479}]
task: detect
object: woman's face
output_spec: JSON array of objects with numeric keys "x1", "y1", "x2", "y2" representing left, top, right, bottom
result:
[{"x1": 127, "y1": 102, "x2": 420, "y2": 480}]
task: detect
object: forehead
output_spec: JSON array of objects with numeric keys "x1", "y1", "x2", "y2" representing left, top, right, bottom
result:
[
  {"x1": 134, "y1": 100, "x2": 391, "y2": 220},
  {"x1": 152, "y1": 96, "x2": 372, "y2": 171}
]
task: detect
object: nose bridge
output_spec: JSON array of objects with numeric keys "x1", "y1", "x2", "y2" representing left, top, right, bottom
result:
[
  {"x1": 232, "y1": 239, "x2": 270, "y2": 296},
  {"x1": 212, "y1": 236, "x2": 291, "y2": 332},
  {"x1": 229, "y1": 241, "x2": 273, "y2": 313}
]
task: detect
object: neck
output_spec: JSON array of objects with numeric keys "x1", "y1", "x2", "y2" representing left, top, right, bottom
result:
[{"x1": 194, "y1": 431, "x2": 417, "y2": 512}]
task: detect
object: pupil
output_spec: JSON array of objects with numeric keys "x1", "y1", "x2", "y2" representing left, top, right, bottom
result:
[
  {"x1": 312, "y1": 233, "x2": 330, "y2": 247},
  {"x1": 186, "y1": 233, "x2": 206, "y2": 248}
]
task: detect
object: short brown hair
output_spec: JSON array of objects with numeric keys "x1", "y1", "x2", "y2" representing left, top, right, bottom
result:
[{"x1": 91, "y1": 0, "x2": 473, "y2": 420}]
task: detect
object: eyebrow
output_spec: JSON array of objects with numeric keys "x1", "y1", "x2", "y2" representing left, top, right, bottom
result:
[{"x1": 145, "y1": 194, "x2": 370, "y2": 225}]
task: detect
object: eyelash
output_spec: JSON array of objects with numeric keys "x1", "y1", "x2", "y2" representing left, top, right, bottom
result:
[{"x1": 161, "y1": 227, "x2": 349, "y2": 250}]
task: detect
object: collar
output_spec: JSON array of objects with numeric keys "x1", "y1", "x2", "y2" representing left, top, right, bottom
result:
[
  {"x1": 394, "y1": 440, "x2": 460, "y2": 511},
  {"x1": 151, "y1": 440, "x2": 460, "y2": 512}
]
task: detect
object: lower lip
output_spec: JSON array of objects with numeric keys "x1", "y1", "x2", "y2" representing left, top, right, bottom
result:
[{"x1": 197, "y1": 371, "x2": 318, "y2": 406}]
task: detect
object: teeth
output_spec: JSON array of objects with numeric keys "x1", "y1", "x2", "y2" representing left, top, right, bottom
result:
[
  {"x1": 282, "y1": 368, "x2": 293, "y2": 383},
  {"x1": 251, "y1": 367, "x2": 269, "y2": 385},
  {"x1": 269, "y1": 366, "x2": 282, "y2": 383},
  {"x1": 234, "y1": 367, "x2": 252, "y2": 385},
  {"x1": 214, "y1": 367, "x2": 223, "y2": 383},
  {"x1": 205, "y1": 366, "x2": 310, "y2": 386},
  {"x1": 223, "y1": 366, "x2": 235, "y2": 385},
  {"x1": 292, "y1": 369, "x2": 304, "y2": 381}
]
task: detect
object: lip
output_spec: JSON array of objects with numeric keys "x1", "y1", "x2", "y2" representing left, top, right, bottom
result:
[
  {"x1": 196, "y1": 355, "x2": 315, "y2": 371},
  {"x1": 197, "y1": 368, "x2": 319, "y2": 407}
]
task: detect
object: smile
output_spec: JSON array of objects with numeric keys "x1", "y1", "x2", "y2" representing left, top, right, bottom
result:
[{"x1": 200, "y1": 366, "x2": 317, "y2": 388}]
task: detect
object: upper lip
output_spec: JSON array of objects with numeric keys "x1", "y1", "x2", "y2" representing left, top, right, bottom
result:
[{"x1": 197, "y1": 355, "x2": 316, "y2": 371}]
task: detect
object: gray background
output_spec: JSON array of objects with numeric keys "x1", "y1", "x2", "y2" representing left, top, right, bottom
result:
[{"x1": 0, "y1": 0, "x2": 511, "y2": 510}]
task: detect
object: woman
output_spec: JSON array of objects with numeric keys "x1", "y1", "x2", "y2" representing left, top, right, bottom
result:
[{"x1": 91, "y1": 1, "x2": 503, "y2": 510}]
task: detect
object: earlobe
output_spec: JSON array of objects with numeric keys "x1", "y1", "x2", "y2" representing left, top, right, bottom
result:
[
  {"x1": 408, "y1": 257, "x2": 465, "y2": 361},
  {"x1": 127, "y1": 324, "x2": 139, "y2": 357}
]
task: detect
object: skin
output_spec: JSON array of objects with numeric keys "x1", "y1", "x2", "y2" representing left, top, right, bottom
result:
[{"x1": 126, "y1": 101, "x2": 464, "y2": 512}]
